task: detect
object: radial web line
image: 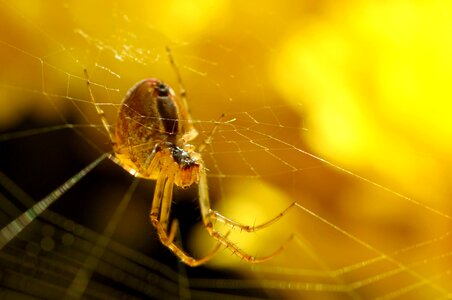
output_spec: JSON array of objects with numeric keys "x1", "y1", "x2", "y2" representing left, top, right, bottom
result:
[{"x1": 0, "y1": 153, "x2": 107, "y2": 250}]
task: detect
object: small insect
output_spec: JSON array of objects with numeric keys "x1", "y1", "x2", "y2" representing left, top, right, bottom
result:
[{"x1": 85, "y1": 47, "x2": 294, "y2": 266}]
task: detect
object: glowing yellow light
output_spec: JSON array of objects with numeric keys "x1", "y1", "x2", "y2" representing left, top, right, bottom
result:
[
  {"x1": 142, "y1": 0, "x2": 229, "y2": 40},
  {"x1": 271, "y1": 1, "x2": 452, "y2": 201}
]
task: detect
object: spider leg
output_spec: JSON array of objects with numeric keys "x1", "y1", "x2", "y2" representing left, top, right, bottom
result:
[
  {"x1": 150, "y1": 167, "x2": 224, "y2": 267},
  {"x1": 198, "y1": 171, "x2": 293, "y2": 263},
  {"x1": 159, "y1": 168, "x2": 175, "y2": 230},
  {"x1": 165, "y1": 46, "x2": 198, "y2": 142},
  {"x1": 166, "y1": 47, "x2": 187, "y2": 104},
  {"x1": 197, "y1": 113, "x2": 226, "y2": 153},
  {"x1": 83, "y1": 69, "x2": 115, "y2": 143},
  {"x1": 208, "y1": 202, "x2": 297, "y2": 232},
  {"x1": 149, "y1": 164, "x2": 167, "y2": 222},
  {"x1": 209, "y1": 226, "x2": 293, "y2": 263},
  {"x1": 167, "y1": 218, "x2": 179, "y2": 244}
]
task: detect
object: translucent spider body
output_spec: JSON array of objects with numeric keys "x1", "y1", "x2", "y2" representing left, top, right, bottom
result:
[
  {"x1": 114, "y1": 79, "x2": 200, "y2": 188},
  {"x1": 85, "y1": 49, "x2": 293, "y2": 266}
]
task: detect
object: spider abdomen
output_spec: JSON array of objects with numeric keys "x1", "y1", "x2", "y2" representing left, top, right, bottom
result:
[
  {"x1": 115, "y1": 79, "x2": 179, "y2": 149},
  {"x1": 113, "y1": 79, "x2": 199, "y2": 181}
]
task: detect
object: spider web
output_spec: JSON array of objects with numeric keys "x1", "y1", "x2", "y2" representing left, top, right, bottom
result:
[{"x1": 1, "y1": 1, "x2": 452, "y2": 299}]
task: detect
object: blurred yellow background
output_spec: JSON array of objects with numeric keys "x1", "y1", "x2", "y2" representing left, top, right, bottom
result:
[{"x1": 1, "y1": 0, "x2": 452, "y2": 299}]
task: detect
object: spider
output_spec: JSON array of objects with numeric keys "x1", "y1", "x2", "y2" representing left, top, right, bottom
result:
[{"x1": 84, "y1": 47, "x2": 294, "y2": 267}]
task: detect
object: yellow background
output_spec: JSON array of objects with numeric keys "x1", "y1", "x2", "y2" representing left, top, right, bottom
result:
[{"x1": 1, "y1": 1, "x2": 452, "y2": 299}]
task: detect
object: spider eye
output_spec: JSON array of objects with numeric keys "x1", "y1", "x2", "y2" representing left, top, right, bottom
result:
[{"x1": 156, "y1": 82, "x2": 169, "y2": 96}]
